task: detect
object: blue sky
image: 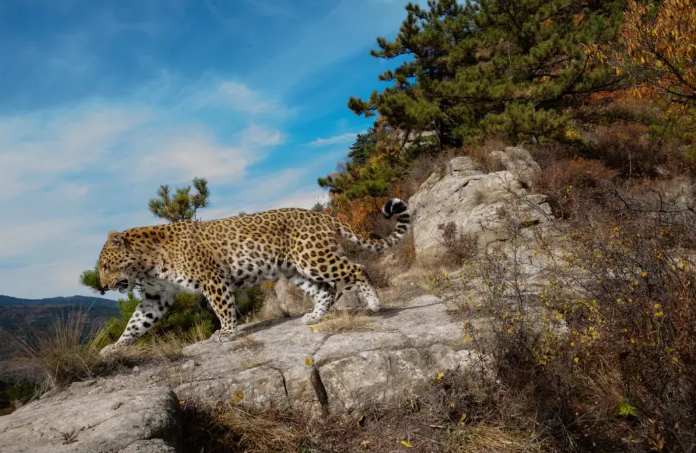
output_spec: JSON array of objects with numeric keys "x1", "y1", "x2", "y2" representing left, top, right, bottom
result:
[{"x1": 0, "y1": 0, "x2": 418, "y2": 299}]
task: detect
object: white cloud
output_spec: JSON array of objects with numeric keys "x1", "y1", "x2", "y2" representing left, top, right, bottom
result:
[
  {"x1": 0, "y1": 254, "x2": 100, "y2": 299},
  {"x1": 136, "y1": 135, "x2": 253, "y2": 182},
  {"x1": 0, "y1": 77, "x2": 290, "y2": 201},
  {"x1": 240, "y1": 123, "x2": 284, "y2": 148},
  {"x1": 56, "y1": 182, "x2": 91, "y2": 200},
  {"x1": 132, "y1": 123, "x2": 282, "y2": 183},
  {"x1": 308, "y1": 132, "x2": 358, "y2": 148},
  {"x1": 270, "y1": 188, "x2": 329, "y2": 210},
  {"x1": 171, "y1": 77, "x2": 296, "y2": 119},
  {"x1": 0, "y1": 105, "x2": 152, "y2": 199},
  {"x1": 212, "y1": 81, "x2": 291, "y2": 116},
  {"x1": 0, "y1": 218, "x2": 80, "y2": 260}
]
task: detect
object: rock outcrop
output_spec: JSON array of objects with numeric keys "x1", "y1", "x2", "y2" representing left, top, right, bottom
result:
[
  {"x1": 0, "y1": 386, "x2": 180, "y2": 453},
  {"x1": 409, "y1": 146, "x2": 553, "y2": 262},
  {"x1": 0, "y1": 290, "x2": 490, "y2": 452},
  {"x1": 176, "y1": 291, "x2": 484, "y2": 419}
]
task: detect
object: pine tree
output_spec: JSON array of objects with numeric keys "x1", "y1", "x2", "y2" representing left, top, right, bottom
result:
[
  {"x1": 79, "y1": 264, "x2": 106, "y2": 295},
  {"x1": 347, "y1": 128, "x2": 377, "y2": 165},
  {"x1": 348, "y1": 0, "x2": 628, "y2": 145},
  {"x1": 148, "y1": 177, "x2": 210, "y2": 223}
]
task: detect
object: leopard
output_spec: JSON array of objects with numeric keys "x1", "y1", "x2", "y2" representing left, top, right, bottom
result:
[{"x1": 96, "y1": 198, "x2": 410, "y2": 356}]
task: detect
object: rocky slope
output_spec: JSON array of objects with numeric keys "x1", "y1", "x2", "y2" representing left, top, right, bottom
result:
[{"x1": 0, "y1": 288, "x2": 492, "y2": 453}]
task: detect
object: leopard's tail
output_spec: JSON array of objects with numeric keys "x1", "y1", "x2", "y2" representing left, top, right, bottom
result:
[{"x1": 338, "y1": 198, "x2": 410, "y2": 252}]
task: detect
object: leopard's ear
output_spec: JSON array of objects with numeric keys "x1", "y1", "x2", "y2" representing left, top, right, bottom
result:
[{"x1": 107, "y1": 230, "x2": 125, "y2": 247}]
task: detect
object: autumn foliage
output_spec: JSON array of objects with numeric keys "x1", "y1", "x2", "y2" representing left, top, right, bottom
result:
[
  {"x1": 618, "y1": 0, "x2": 696, "y2": 106},
  {"x1": 325, "y1": 194, "x2": 390, "y2": 238}
]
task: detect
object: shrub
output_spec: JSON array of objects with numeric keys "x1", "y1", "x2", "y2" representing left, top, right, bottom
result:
[
  {"x1": 437, "y1": 221, "x2": 477, "y2": 267},
  {"x1": 535, "y1": 157, "x2": 618, "y2": 219},
  {"x1": 234, "y1": 286, "x2": 266, "y2": 324},
  {"x1": 392, "y1": 230, "x2": 416, "y2": 269},
  {"x1": 583, "y1": 122, "x2": 662, "y2": 178},
  {"x1": 439, "y1": 188, "x2": 696, "y2": 452}
]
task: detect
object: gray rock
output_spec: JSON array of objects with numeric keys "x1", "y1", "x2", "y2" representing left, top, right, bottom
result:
[
  {"x1": 69, "y1": 380, "x2": 96, "y2": 390},
  {"x1": 409, "y1": 147, "x2": 552, "y2": 262},
  {"x1": 180, "y1": 360, "x2": 196, "y2": 371},
  {"x1": 446, "y1": 156, "x2": 480, "y2": 174},
  {"x1": 118, "y1": 439, "x2": 177, "y2": 453},
  {"x1": 0, "y1": 387, "x2": 181, "y2": 453},
  {"x1": 172, "y1": 294, "x2": 488, "y2": 419},
  {"x1": 319, "y1": 348, "x2": 430, "y2": 415}
]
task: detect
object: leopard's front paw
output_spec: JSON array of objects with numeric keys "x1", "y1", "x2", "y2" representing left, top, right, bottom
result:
[
  {"x1": 99, "y1": 343, "x2": 125, "y2": 358},
  {"x1": 211, "y1": 329, "x2": 237, "y2": 343},
  {"x1": 302, "y1": 312, "x2": 322, "y2": 325}
]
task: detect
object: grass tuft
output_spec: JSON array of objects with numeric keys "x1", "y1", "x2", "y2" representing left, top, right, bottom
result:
[{"x1": 317, "y1": 310, "x2": 375, "y2": 334}]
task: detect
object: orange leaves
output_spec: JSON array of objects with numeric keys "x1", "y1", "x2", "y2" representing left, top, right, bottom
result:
[
  {"x1": 618, "y1": 0, "x2": 696, "y2": 104},
  {"x1": 326, "y1": 193, "x2": 390, "y2": 237}
]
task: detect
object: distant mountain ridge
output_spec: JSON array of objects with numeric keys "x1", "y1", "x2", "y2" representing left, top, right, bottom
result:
[
  {"x1": 0, "y1": 294, "x2": 118, "y2": 308},
  {"x1": 0, "y1": 294, "x2": 121, "y2": 366}
]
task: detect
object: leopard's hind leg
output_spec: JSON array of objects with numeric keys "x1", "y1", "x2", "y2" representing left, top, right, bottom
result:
[{"x1": 287, "y1": 273, "x2": 337, "y2": 325}]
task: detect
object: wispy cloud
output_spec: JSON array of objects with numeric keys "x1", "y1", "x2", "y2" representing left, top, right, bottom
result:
[
  {"x1": 0, "y1": 105, "x2": 153, "y2": 199},
  {"x1": 308, "y1": 132, "x2": 358, "y2": 148},
  {"x1": 0, "y1": 218, "x2": 81, "y2": 261},
  {"x1": 206, "y1": 81, "x2": 291, "y2": 116}
]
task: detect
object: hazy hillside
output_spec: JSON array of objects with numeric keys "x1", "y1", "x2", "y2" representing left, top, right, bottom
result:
[
  {"x1": 0, "y1": 295, "x2": 119, "y2": 365},
  {"x1": 0, "y1": 294, "x2": 117, "y2": 308}
]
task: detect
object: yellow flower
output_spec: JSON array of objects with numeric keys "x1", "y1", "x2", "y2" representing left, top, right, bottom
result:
[{"x1": 574, "y1": 357, "x2": 580, "y2": 363}]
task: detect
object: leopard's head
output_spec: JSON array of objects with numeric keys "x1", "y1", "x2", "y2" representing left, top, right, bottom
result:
[{"x1": 98, "y1": 230, "x2": 139, "y2": 294}]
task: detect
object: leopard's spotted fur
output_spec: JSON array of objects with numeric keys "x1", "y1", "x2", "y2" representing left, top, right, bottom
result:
[{"x1": 97, "y1": 198, "x2": 409, "y2": 355}]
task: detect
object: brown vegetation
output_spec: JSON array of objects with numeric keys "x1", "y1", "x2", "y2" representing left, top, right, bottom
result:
[{"x1": 437, "y1": 182, "x2": 696, "y2": 453}]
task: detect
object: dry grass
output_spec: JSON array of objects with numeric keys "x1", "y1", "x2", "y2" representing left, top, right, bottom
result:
[
  {"x1": 392, "y1": 230, "x2": 417, "y2": 270},
  {"x1": 236, "y1": 333, "x2": 264, "y2": 351},
  {"x1": 215, "y1": 406, "x2": 307, "y2": 453},
  {"x1": 2, "y1": 310, "x2": 107, "y2": 391},
  {"x1": 438, "y1": 221, "x2": 477, "y2": 268},
  {"x1": 180, "y1": 400, "x2": 311, "y2": 453},
  {"x1": 129, "y1": 333, "x2": 189, "y2": 359},
  {"x1": 0, "y1": 308, "x2": 208, "y2": 393},
  {"x1": 316, "y1": 310, "x2": 376, "y2": 334},
  {"x1": 446, "y1": 425, "x2": 546, "y2": 453},
  {"x1": 400, "y1": 150, "x2": 456, "y2": 201}
]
